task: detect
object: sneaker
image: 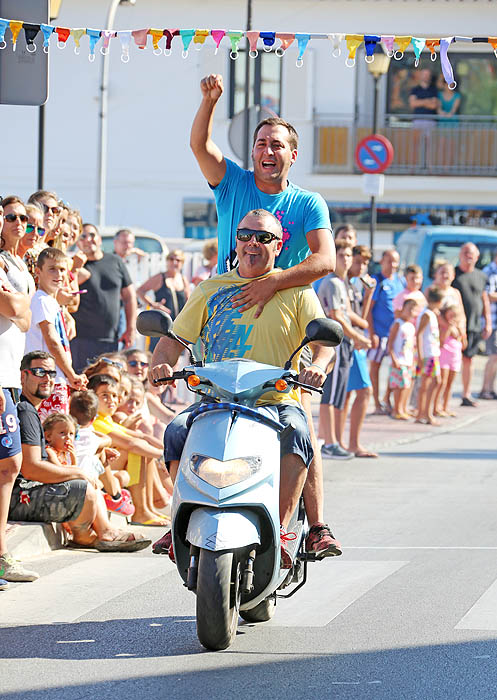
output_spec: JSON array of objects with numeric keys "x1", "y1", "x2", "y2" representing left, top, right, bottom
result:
[
  {"x1": 0, "y1": 553, "x2": 39, "y2": 582},
  {"x1": 478, "y1": 391, "x2": 494, "y2": 400},
  {"x1": 306, "y1": 523, "x2": 342, "y2": 558},
  {"x1": 152, "y1": 529, "x2": 172, "y2": 555},
  {"x1": 104, "y1": 492, "x2": 135, "y2": 517},
  {"x1": 461, "y1": 397, "x2": 478, "y2": 407},
  {"x1": 321, "y1": 443, "x2": 354, "y2": 460},
  {"x1": 0, "y1": 578, "x2": 9, "y2": 591},
  {"x1": 280, "y1": 527, "x2": 297, "y2": 569}
]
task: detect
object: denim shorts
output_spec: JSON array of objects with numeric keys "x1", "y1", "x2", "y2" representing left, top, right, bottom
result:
[
  {"x1": 9, "y1": 478, "x2": 87, "y2": 523},
  {"x1": 0, "y1": 389, "x2": 21, "y2": 460},
  {"x1": 164, "y1": 402, "x2": 313, "y2": 470}
]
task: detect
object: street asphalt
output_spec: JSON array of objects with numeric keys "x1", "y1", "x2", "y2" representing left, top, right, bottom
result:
[{"x1": 2, "y1": 399, "x2": 497, "y2": 699}]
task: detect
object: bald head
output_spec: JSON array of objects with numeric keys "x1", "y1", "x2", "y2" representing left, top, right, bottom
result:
[{"x1": 459, "y1": 242, "x2": 479, "y2": 272}]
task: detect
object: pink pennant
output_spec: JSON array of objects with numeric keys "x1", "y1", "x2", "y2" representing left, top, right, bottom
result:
[{"x1": 132, "y1": 28, "x2": 149, "y2": 49}]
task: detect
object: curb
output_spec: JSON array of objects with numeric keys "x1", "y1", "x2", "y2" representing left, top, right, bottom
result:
[{"x1": 6, "y1": 522, "x2": 64, "y2": 561}]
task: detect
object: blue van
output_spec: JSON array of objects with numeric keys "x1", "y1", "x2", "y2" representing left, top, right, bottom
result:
[{"x1": 395, "y1": 226, "x2": 497, "y2": 286}]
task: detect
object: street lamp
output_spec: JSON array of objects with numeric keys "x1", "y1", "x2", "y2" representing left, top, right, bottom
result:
[
  {"x1": 38, "y1": 0, "x2": 64, "y2": 189},
  {"x1": 365, "y1": 46, "x2": 390, "y2": 253},
  {"x1": 96, "y1": 0, "x2": 137, "y2": 228}
]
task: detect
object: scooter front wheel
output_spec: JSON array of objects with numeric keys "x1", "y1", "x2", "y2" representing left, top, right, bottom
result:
[{"x1": 196, "y1": 548, "x2": 241, "y2": 651}]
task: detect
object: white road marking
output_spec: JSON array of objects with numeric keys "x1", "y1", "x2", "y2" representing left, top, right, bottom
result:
[
  {"x1": 347, "y1": 546, "x2": 497, "y2": 550},
  {"x1": 0, "y1": 555, "x2": 167, "y2": 626},
  {"x1": 455, "y1": 579, "x2": 497, "y2": 630},
  {"x1": 56, "y1": 640, "x2": 95, "y2": 644},
  {"x1": 271, "y1": 560, "x2": 407, "y2": 627}
]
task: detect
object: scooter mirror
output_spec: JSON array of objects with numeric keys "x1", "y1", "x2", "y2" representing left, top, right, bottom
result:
[
  {"x1": 304, "y1": 318, "x2": 344, "y2": 347},
  {"x1": 136, "y1": 309, "x2": 174, "y2": 337}
]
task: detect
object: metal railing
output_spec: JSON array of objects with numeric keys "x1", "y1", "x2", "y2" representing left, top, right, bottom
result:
[{"x1": 313, "y1": 114, "x2": 497, "y2": 176}]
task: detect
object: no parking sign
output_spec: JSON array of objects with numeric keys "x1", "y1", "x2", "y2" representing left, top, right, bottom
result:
[{"x1": 355, "y1": 134, "x2": 394, "y2": 174}]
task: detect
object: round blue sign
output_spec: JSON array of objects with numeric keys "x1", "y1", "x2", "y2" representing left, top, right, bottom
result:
[{"x1": 355, "y1": 134, "x2": 394, "y2": 174}]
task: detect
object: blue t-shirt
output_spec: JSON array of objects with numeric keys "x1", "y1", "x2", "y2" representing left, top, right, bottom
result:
[
  {"x1": 212, "y1": 158, "x2": 332, "y2": 273},
  {"x1": 371, "y1": 273, "x2": 405, "y2": 338}
]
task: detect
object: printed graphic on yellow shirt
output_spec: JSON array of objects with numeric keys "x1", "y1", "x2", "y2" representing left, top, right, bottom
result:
[{"x1": 201, "y1": 285, "x2": 254, "y2": 361}]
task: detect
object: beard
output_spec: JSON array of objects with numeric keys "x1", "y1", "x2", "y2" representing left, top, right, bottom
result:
[{"x1": 33, "y1": 385, "x2": 53, "y2": 399}]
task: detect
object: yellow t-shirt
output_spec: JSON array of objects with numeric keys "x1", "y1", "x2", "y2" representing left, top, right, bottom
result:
[
  {"x1": 172, "y1": 268, "x2": 325, "y2": 405},
  {"x1": 92, "y1": 413, "x2": 141, "y2": 485}
]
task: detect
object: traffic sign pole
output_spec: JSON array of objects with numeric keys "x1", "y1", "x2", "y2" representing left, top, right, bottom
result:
[{"x1": 355, "y1": 134, "x2": 394, "y2": 255}]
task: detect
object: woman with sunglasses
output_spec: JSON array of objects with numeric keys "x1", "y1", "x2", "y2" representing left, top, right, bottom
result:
[
  {"x1": 137, "y1": 249, "x2": 190, "y2": 353},
  {"x1": 0, "y1": 199, "x2": 39, "y2": 587},
  {"x1": 19, "y1": 204, "x2": 47, "y2": 279},
  {"x1": 0, "y1": 196, "x2": 35, "y2": 299},
  {"x1": 27, "y1": 190, "x2": 61, "y2": 245}
]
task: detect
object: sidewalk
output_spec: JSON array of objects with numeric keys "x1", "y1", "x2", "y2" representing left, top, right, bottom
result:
[{"x1": 7, "y1": 359, "x2": 496, "y2": 560}]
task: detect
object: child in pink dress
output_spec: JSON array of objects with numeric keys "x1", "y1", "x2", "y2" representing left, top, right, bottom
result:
[
  {"x1": 416, "y1": 287, "x2": 444, "y2": 425},
  {"x1": 435, "y1": 304, "x2": 466, "y2": 417},
  {"x1": 387, "y1": 299, "x2": 417, "y2": 419}
]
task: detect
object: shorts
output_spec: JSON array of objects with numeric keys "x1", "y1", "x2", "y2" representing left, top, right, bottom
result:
[
  {"x1": 37, "y1": 384, "x2": 70, "y2": 422},
  {"x1": 0, "y1": 389, "x2": 21, "y2": 460},
  {"x1": 440, "y1": 339, "x2": 462, "y2": 372},
  {"x1": 418, "y1": 356, "x2": 441, "y2": 379},
  {"x1": 321, "y1": 339, "x2": 353, "y2": 409},
  {"x1": 486, "y1": 328, "x2": 497, "y2": 356},
  {"x1": 463, "y1": 330, "x2": 482, "y2": 359},
  {"x1": 367, "y1": 336, "x2": 389, "y2": 364},
  {"x1": 388, "y1": 365, "x2": 412, "y2": 390},
  {"x1": 9, "y1": 478, "x2": 87, "y2": 523},
  {"x1": 164, "y1": 402, "x2": 313, "y2": 470},
  {"x1": 299, "y1": 344, "x2": 312, "y2": 371},
  {"x1": 347, "y1": 348, "x2": 372, "y2": 392}
]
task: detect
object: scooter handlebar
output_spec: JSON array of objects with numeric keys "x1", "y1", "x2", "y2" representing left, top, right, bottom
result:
[
  {"x1": 151, "y1": 370, "x2": 194, "y2": 385},
  {"x1": 290, "y1": 379, "x2": 323, "y2": 394}
]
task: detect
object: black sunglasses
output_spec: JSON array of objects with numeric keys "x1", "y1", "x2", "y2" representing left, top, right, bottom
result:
[
  {"x1": 43, "y1": 204, "x2": 61, "y2": 215},
  {"x1": 236, "y1": 228, "x2": 282, "y2": 244},
  {"x1": 26, "y1": 367, "x2": 57, "y2": 378},
  {"x1": 26, "y1": 224, "x2": 46, "y2": 237},
  {"x1": 5, "y1": 213, "x2": 28, "y2": 224},
  {"x1": 128, "y1": 360, "x2": 149, "y2": 368}
]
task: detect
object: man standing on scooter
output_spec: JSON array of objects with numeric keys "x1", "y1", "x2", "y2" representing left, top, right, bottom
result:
[
  {"x1": 150, "y1": 209, "x2": 337, "y2": 567},
  {"x1": 184, "y1": 73, "x2": 339, "y2": 559}
]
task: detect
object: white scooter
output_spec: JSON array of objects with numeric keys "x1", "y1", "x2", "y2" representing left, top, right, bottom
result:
[{"x1": 137, "y1": 310, "x2": 343, "y2": 650}]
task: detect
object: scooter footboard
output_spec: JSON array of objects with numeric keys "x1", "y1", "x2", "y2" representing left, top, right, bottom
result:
[{"x1": 186, "y1": 507, "x2": 261, "y2": 551}]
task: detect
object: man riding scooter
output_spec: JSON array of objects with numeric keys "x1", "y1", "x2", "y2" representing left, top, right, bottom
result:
[{"x1": 150, "y1": 209, "x2": 340, "y2": 567}]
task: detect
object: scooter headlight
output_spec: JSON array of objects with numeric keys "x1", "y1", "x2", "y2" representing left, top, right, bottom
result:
[{"x1": 189, "y1": 454, "x2": 262, "y2": 488}]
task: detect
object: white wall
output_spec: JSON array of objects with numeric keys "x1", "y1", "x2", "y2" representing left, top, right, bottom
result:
[{"x1": 0, "y1": 0, "x2": 496, "y2": 237}]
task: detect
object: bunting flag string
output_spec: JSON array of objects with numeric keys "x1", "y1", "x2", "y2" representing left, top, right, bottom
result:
[{"x1": 0, "y1": 18, "x2": 496, "y2": 89}]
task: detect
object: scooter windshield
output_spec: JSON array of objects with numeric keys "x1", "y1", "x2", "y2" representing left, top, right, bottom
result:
[{"x1": 195, "y1": 359, "x2": 285, "y2": 399}]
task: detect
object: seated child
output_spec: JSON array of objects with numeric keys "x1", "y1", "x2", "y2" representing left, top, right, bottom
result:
[
  {"x1": 69, "y1": 390, "x2": 134, "y2": 517},
  {"x1": 87, "y1": 374, "x2": 170, "y2": 526},
  {"x1": 43, "y1": 413, "x2": 77, "y2": 467},
  {"x1": 387, "y1": 299, "x2": 417, "y2": 420}
]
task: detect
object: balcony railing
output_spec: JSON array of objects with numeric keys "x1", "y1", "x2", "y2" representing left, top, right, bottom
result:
[{"x1": 313, "y1": 114, "x2": 497, "y2": 176}]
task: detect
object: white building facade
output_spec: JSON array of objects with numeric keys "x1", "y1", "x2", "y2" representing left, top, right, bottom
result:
[{"x1": 0, "y1": 0, "x2": 496, "y2": 250}]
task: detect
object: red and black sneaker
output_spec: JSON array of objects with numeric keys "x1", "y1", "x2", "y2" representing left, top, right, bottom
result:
[
  {"x1": 306, "y1": 523, "x2": 342, "y2": 558},
  {"x1": 280, "y1": 527, "x2": 297, "y2": 569},
  {"x1": 152, "y1": 529, "x2": 176, "y2": 563}
]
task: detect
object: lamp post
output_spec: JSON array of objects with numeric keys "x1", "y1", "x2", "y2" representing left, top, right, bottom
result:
[
  {"x1": 242, "y1": 0, "x2": 253, "y2": 170},
  {"x1": 366, "y1": 49, "x2": 390, "y2": 252},
  {"x1": 38, "y1": 0, "x2": 64, "y2": 190},
  {"x1": 96, "y1": 0, "x2": 136, "y2": 228}
]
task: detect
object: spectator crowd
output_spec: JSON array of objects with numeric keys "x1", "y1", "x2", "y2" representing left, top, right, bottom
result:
[{"x1": 0, "y1": 187, "x2": 494, "y2": 591}]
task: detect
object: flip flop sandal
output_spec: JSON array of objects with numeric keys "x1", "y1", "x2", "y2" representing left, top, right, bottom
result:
[
  {"x1": 94, "y1": 533, "x2": 151, "y2": 553},
  {"x1": 65, "y1": 540, "x2": 98, "y2": 550},
  {"x1": 130, "y1": 519, "x2": 169, "y2": 527}
]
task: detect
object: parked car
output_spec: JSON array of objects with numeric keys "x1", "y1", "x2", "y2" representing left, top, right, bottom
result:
[{"x1": 395, "y1": 226, "x2": 497, "y2": 286}]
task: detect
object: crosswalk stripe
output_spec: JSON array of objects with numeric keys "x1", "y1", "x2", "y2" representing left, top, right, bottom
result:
[
  {"x1": 0, "y1": 554, "x2": 169, "y2": 626},
  {"x1": 270, "y1": 560, "x2": 408, "y2": 627},
  {"x1": 455, "y1": 579, "x2": 497, "y2": 630}
]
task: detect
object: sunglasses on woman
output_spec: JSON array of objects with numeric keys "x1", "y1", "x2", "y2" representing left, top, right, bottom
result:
[
  {"x1": 100, "y1": 357, "x2": 124, "y2": 370},
  {"x1": 128, "y1": 360, "x2": 149, "y2": 368},
  {"x1": 5, "y1": 213, "x2": 28, "y2": 223},
  {"x1": 25, "y1": 367, "x2": 57, "y2": 378},
  {"x1": 26, "y1": 224, "x2": 46, "y2": 236},
  {"x1": 236, "y1": 228, "x2": 282, "y2": 244},
  {"x1": 42, "y1": 204, "x2": 61, "y2": 216}
]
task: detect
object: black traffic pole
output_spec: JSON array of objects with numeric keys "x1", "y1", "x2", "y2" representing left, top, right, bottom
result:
[{"x1": 38, "y1": 104, "x2": 45, "y2": 190}]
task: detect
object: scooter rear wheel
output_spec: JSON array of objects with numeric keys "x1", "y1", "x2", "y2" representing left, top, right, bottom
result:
[
  {"x1": 196, "y1": 549, "x2": 241, "y2": 650},
  {"x1": 240, "y1": 594, "x2": 276, "y2": 623}
]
